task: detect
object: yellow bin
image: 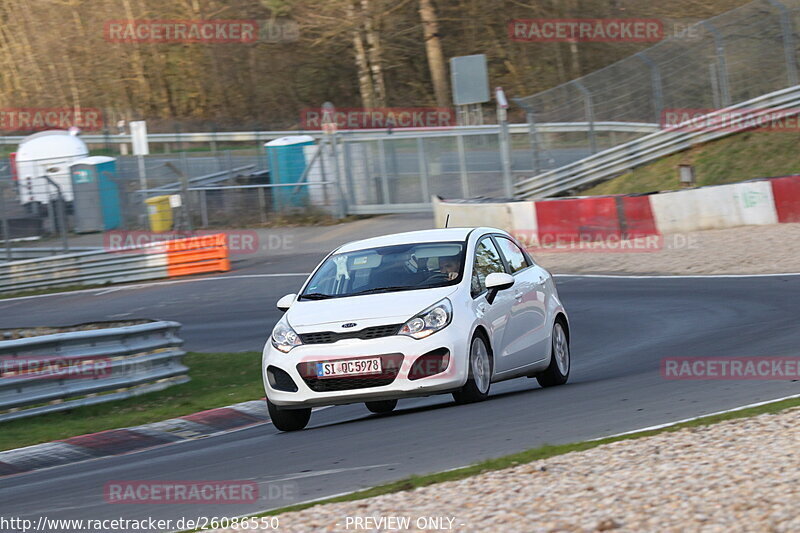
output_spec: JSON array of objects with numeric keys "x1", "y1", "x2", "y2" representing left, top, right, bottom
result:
[{"x1": 145, "y1": 195, "x2": 173, "y2": 232}]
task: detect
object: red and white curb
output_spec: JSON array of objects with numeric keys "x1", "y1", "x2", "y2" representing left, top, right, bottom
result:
[{"x1": 0, "y1": 399, "x2": 270, "y2": 477}]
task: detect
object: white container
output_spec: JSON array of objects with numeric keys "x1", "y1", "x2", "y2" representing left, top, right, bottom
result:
[{"x1": 15, "y1": 130, "x2": 89, "y2": 204}]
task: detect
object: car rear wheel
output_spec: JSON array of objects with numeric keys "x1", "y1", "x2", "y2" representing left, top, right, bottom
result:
[
  {"x1": 365, "y1": 399, "x2": 397, "y2": 414},
  {"x1": 536, "y1": 321, "x2": 570, "y2": 388},
  {"x1": 453, "y1": 333, "x2": 492, "y2": 404},
  {"x1": 267, "y1": 399, "x2": 311, "y2": 431}
]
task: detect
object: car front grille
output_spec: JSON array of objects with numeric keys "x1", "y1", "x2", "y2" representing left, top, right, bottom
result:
[
  {"x1": 299, "y1": 324, "x2": 402, "y2": 345},
  {"x1": 297, "y1": 353, "x2": 404, "y2": 392}
]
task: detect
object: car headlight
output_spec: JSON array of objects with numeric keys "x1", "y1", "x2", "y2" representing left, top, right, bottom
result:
[
  {"x1": 399, "y1": 298, "x2": 452, "y2": 339},
  {"x1": 271, "y1": 317, "x2": 302, "y2": 353}
]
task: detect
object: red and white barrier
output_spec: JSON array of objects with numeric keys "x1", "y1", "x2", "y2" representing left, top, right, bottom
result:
[
  {"x1": 433, "y1": 175, "x2": 799, "y2": 242},
  {"x1": 770, "y1": 175, "x2": 800, "y2": 223}
]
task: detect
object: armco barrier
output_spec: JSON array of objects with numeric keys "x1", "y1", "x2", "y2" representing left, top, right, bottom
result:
[
  {"x1": 770, "y1": 175, "x2": 800, "y2": 223},
  {"x1": 0, "y1": 321, "x2": 186, "y2": 422},
  {"x1": 0, "y1": 234, "x2": 230, "y2": 294}
]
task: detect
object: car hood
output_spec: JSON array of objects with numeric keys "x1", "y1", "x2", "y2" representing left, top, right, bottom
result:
[{"x1": 287, "y1": 286, "x2": 458, "y2": 330}]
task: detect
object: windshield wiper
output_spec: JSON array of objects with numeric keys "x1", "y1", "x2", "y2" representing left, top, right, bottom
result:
[
  {"x1": 350, "y1": 286, "x2": 415, "y2": 296},
  {"x1": 299, "y1": 292, "x2": 335, "y2": 300}
]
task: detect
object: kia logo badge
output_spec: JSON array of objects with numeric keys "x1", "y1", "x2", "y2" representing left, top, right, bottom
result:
[{"x1": 342, "y1": 322, "x2": 357, "y2": 328}]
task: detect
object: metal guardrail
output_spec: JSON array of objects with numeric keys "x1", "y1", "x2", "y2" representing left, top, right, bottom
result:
[
  {"x1": 0, "y1": 122, "x2": 659, "y2": 146},
  {"x1": 149, "y1": 165, "x2": 257, "y2": 192},
  {"x1": 0, "y1": 234, "x2": 230, "y2": 294},
  {"x1": 515, "y1": 85, "x2": 800, "y2": 198},
  {"x1": 0, "y1": 247, "x2": 100, "y2": 261},
  {"x1": 335, "y1": 122, "x2": 658, "y2": 142},
  {"x1": 0, "y1": 247, "x2": 169, "y2": 294},
  {"x1": 0, "y1": 321, "x2": 187, "y2": 422}
]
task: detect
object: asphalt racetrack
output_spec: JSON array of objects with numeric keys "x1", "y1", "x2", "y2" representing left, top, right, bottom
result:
[{"x1": 1, "y1": 249, "x2": 799, "y2": 530}]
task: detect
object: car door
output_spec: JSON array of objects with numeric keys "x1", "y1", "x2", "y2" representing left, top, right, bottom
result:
[
  {"x1": 493, "y1": 235, "x2": 549, "y2": 371},
  {"x1": 469, "y1": 236, "x2": 516, "y2": 374}
]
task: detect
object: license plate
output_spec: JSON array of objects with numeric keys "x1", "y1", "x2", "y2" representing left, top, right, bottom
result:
[{"x1": 316, "y1": 358, "x2": 382, "y2": 378}]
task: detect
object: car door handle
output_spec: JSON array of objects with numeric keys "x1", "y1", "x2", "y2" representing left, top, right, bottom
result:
[{"x1": 514, "y1": 290, "x2": 524, "y2": 301}]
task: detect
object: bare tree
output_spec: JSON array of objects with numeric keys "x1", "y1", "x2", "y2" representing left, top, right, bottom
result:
[{"x1": 419, "y1": 0, "x2": 449, "y2": 107}]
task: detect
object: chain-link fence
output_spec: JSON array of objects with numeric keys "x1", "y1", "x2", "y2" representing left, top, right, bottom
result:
[
  {"x1": 0, "y1": 145, "x2": 345, "y2": 259},
  {"x1": 516, "y1": 0, "x2": 800, "y2": 172},
  {"x1": 335, "y1": 129, "x2": 538, "y2": 212}
]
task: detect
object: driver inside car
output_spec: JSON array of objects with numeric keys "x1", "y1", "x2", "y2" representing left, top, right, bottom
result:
[{"x1": 439, "y1": 255, "x2": 461, "y2": 280}]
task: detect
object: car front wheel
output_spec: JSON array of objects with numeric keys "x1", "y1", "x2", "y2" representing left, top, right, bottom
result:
[
  {"x1": 267, "y1": 399, "x2": 311, "y2": 431},
  {"x1": 453, "y1": 333, "x2": 492, "y2": 404},
  {"x1": 536, "y1": 321, "x2": 570, "y2": 388}
]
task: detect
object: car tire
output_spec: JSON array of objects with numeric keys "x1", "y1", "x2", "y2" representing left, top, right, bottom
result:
[
  {"x1": 453, "y1": 333, "x2": 492, "y2": 404},
  {"x1": 365, "y1": 399, "x2": 397, "y2": 414},
  {"x1": 267, "y1": 399, "x2": 311, "y2": 431},
  {"x1": 536, "y1": 321, "x2": 570, "y2": 388}
]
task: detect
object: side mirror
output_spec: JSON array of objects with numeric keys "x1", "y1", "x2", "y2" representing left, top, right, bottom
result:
[
  {"x1": 485, "y1": 273, "x2": 514, "y2": 305},
  {"x1": 276, "y1": 293, "x2": 297, "y2": 312}
]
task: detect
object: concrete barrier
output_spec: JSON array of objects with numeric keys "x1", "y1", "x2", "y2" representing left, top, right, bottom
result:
[
  {"x1": 432, "y1": 196, "x2": 514, "y2": 229},
  {"x1": 619, "y1": 196, "x2": 659, "y2": 237},
  {"x1": 770, "y1": 175, "x2": 800, "y2": 223},
  {"x1": 435, "y1": 175, "x2": 792, "y2": 246},
  {"x1": 534, "y1": 197, "x2": 620, "y2": 240},
  {"x1": 650, "y1": 181, "x2": 777, "y2": 233}
]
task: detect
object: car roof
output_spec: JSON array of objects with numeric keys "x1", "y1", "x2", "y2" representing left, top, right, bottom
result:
[{"x1": 336, "y1": 227, "x2": 507, "y2": 253}]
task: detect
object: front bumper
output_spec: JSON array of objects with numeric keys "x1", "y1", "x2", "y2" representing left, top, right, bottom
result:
[{"x1": 262, "y1": 329, "x2": 469, "y2": 408}]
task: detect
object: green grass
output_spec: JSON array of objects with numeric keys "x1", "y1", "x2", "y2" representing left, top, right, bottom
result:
[
  {"x1": 0, "y1": 351, "x2": 263, "y2": 452},
  {"x1": 246, "y1": 394, "x2": 800, "y2": 519},
  {"x1": 584, "y1": 130, "x2": 800, "y2": 195}
]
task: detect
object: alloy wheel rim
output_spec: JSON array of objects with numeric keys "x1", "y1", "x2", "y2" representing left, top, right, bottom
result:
[
  {"x1": 471, "y1": 338, "x2": 491, "y2": 393},
  {"x1": 554, "y1": 324, "x2": 569, "y2": 375}
]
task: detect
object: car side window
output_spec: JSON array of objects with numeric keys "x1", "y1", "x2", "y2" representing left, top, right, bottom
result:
[
  {"x1": 471, "y1": 237, "x2": 505, "y2": 297},
  {"x1": 496, "y1": 237, "x2": 529, "y2": 274}
]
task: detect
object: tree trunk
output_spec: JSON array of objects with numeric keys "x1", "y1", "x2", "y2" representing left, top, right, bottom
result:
[
  {"x1": 419, "y1": 0, "x2": 449, "y2": 107},
  {"x1": 361, "y1": 0, "x2": 387, "y2": 107},
  {"x1": 348, "y1": 1, "x2": 376, "y2": 108}
]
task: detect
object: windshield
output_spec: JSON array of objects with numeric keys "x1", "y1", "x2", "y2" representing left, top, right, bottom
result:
[{"x1": 300, "y1": 242, "x2": 465, "y2": 299}]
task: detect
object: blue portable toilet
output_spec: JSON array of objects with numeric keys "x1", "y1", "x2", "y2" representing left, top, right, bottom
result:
[
  {"x1": 265, "y1": 135, "x2": 315, "y2": 209},
  {"x1": 69, "y1": 156, "x2": 122, "y2": 233}
]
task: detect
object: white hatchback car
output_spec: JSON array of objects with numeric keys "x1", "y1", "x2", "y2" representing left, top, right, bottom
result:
[{"x1": 263, "y1": 227, "x2": 570, "y2": 431}]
